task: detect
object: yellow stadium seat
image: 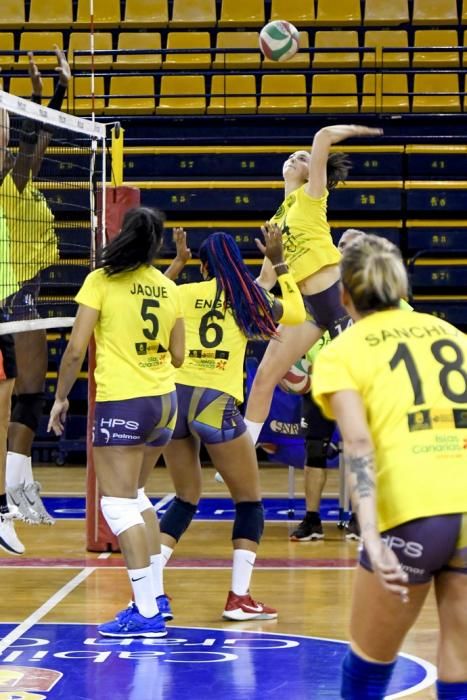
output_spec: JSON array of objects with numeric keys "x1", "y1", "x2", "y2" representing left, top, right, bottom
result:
[
  {"x1": 9, "y1": 77, "x2": 55, "y2": 100},
  {"x1": 121, "y1": 0, "x2": 168, "y2": 28},
  {"x1": 218, "y1": 0, "x2": 265, "y2": 28},
  {"x1": 258, "y1": 74, "x2": 307, "y2": 114},
  {"x1": 362, "y1": 30, "x2": 409, "y2": 68},
  {"x1": 316, "y1": 0, "x2": 361, "y2": 26},
  {"x1": 413, "y1": 30, "x2": 460, "y2": 68},
  {"x1": 361, "y1": 73, "x2": 409, "y2": 112},
  {"x1": 364, "y1": 0, "x2": 409, "y2": 25},
  {"x1": 463, "y1": 0, "x2": 467, "y2": 23},
  {"x1": 170, "y1": 0, "x2": 216, "y2": 27},
  {"x1": 262, "y1": 31, "x2": 310, "y2": 69},
  {"x1": 69, "y1": 32, "x2": 113, "y2": 70},
  {"x1": 413, "y1": 0, "x2": 458, "y2": 25},
  {"x1": 67, "y1": 76, "x2": 106, "y2": 115},
  {"x1": 313, "y1": 31, "x2": 359, "y2": 69},
  {"x1": 2, "y1": 0, "x2": 25, "y2": 29},
  {"x1": 463, "y1": 31, "x2": 467, "y2": 67},
  {"x1": 269, "y1": 0, "x2": 315, "y2": 26},
  {"x1": 310, "y1": 74, "x2": 358, "y2": 113},
  {"x1": 0, "y1": 34, "x2": 15, "y2": 70},
  {"x1": 115, "y1": 32, "x2": 162, "y2": 70},
  {"x1": 105, "y1": 76, "x2": 155, "y2": 114},
  {"x1": 413, "y1": 73, "x2": 460, "y2": 112},
  {"x1": 18, "y1": 32, "x2": 64, "y2": 68},
  {"x1": 156, "y1": 75, "x2": 206, "y2": 114},
  {"x1": 208, "y1": 75, "x2": 257, "y2": 114},
  {"x1": 164, "y1": 32, "x2": 211, "y2": 70},
  {"x1": 28, "y1": 0, "x2": 72, "y2": 28},
  {"x1": 75, "y1": 0, "x2": 120, "y2": 28},
  {"x1": 213, "y1": 32, "x2": 261, "y2": 70}
]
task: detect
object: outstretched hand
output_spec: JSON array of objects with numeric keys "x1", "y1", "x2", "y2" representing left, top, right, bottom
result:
[
  {"x1": 28, "y1": 52, "x2": 42, "y2": 96},
  {"x1": 173, "y1": 227, "x2": 191, "y2": 263},
  {"x1": 54, "y1": 45, "x2": 71, "y2": 87},
  {"x1": 255, "y1": 222, "x2": 285, "y2": 267}
]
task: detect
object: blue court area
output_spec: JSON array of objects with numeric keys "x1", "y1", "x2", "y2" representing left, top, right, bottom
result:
[
  {"x1": 0, "y1": 624, "x2": 434, "y2": 700},
  {"x1": 45, "y1": 496, "x2": 342, "y2": 522}
]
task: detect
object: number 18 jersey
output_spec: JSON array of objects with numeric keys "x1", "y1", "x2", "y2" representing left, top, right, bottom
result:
[
  {"x1": 175, "y1": 278, "x2": 248, "y2": 402},
  {"x1": 75, "y1": 266, "x2": 182, "y2": 401},
  {"x1": 312, "y1": 308, "x2": 467, "y2": 531}
]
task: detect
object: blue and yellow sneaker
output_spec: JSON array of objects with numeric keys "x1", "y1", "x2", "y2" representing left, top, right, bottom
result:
[
  {"x1": 156, "y1": 594, "x2": 173, "y2": 621},
  {"x1": 98, "y1": 604, "x2": 167, "y2": 638}
]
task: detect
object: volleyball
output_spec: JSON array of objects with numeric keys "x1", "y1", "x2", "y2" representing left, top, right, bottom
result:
[
  {"x1": 279, "y1": 357, "x2": 312, "y2": 395},
  {"x1": 259, "y1": 20, "x2": 300, "y2": 62}
]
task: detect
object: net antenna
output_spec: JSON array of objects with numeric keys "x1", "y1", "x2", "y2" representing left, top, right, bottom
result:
[{"x1": 0, "y1": 89, "x2": 106, "y2": 335}]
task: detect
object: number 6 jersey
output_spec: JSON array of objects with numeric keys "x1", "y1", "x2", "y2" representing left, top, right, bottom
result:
[
  {"x1": 75, "y1": 266, "x2": 182, "y2": 401},
  {"x1": 312, "y1": 308, "x2": 467, "y2": 531},
  {"x1": 175, "y1": 278, "x2": 250, "y2": 403}
]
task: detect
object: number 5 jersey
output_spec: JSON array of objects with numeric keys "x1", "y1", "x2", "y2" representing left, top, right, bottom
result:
[
  {"x1": 312, "y1": 308, "x2": 467, "y2": 531},
  {"x1": 75, "y1": 266, "x2": 182, "y2": 401}
]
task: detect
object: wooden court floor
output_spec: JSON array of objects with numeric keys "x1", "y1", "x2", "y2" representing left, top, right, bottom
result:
[{"x1": 0, "y1": 464, "x2": 439, "y2": 699}]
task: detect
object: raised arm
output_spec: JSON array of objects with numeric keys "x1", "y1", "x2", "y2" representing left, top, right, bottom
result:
[
  {"x1": 329, "y1": 389, "x2": 409, "y2": 601},
  {"x1": 164, "y1": 227, "x2": 191, "y2": 281},
  {"x1": 256, "y1": 222, "x2": 305, "y2": 325},
  {"x1": 306, "y1": 125, "x2": 383, "y2": 199}
]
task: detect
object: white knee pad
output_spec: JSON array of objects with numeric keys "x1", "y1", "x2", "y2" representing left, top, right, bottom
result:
[
  {"x1": 136, "y1": 488, "x2": 154, "y2": 514},
  {"x1": 100, "y1": 496, "x2": 144, "y2": 537}
]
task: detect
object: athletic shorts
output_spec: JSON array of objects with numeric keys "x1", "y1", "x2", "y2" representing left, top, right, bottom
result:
[
  {"x1": 303, "y1": 280, "x2": 351, "y2": 338},
  {"x1": 302, "y1": 392, "x2": 337, "y2": 468},
  {"x1": 359, "y1": 513, "x2": 467, "y2": 584},
  {"x1": 172, "y1": 383, "x2": 246, "y2": 444},
  {"x1": 0, "y1": 333, "x2": 17, "y2": 380},
  {"x1": 2, "y1": 276, "x2": 41, "y2": 322},
  {"x1": 92, "y1": 392, "x2": 177, "y2": 447}
]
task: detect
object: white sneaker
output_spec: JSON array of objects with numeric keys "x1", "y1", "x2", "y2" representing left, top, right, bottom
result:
[
  {"x1": 0, "y1": 507, "x2": 25, "y2": 555},
  {"x1": 214, "y1": 472, "x2": 224, "y2": 484},
  {"x1": 23, "y1": 482, "x2": 55, "y2": 525},
  {"x1": 7, "y1": 484, "x2": 40, "y2": 524}
]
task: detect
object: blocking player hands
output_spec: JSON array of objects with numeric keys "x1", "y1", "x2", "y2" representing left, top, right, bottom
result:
[
  {"x1": 255, "y1": 222, "x2": 286, "y2": 267},
  {"x1": 172, "y1": 227, "x2": 191, "y2": 264},
  {"x1": 27, "y1": 44, "x2": 71, "y2": 94}
]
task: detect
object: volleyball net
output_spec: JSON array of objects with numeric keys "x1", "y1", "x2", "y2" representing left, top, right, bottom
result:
[{"x1": 0, "y1": 88, "x2": 106, "y2": 334}]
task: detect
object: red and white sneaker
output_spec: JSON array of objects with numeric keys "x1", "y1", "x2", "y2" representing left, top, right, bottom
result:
[{"x1": 222, "y1": 591, "x2": 278, "y2": 621}]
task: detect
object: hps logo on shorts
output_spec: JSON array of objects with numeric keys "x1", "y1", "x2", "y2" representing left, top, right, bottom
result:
[
  {"x1": 99, "y1": 418, "x2": 140, "y2": 443},
  {"x1": 0, "y1": 624, "x2": 435, "y2": 700}
]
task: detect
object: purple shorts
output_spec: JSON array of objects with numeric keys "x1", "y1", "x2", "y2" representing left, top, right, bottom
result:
[
  {"x1": 360, "y1": 513, "x2": 467, "y2": 584},
  {"x1": 2, "y1": 276, "x2": 41, "y2": 322},
  {"x1": 93, "y1": 392, "x2": 177, "y2": 447},
  {"x1": 172, "y1": 383, "x2": 246, "y2": 444},
  {"x1": 303, "y1": 280, "x2": 351, "y2": 338}
]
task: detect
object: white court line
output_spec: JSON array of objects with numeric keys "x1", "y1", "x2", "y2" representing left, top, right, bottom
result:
[
  {"x1": 0, "y1": 551, "x2": 110, "y2": 655},
  {"x1": 154, "y1": 493, "x2": 175, "y2": 512}
]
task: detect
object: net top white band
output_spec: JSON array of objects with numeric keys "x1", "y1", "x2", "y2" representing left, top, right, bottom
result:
[{"x1": 0, "y1": 90, "x2": 106, "y2": 139}]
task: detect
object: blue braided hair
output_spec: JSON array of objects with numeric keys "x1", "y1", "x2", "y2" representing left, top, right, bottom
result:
[{"x1": 199, "y1": 232, "x2": 278, "y2": 340}]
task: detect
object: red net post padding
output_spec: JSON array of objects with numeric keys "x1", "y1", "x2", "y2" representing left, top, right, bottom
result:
[{"x1": 86, "y1": 186, "x2": 141, "y2": 552}]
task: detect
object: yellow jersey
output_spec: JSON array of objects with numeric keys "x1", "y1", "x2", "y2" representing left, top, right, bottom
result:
[
  {"x1": 0, "y1": 207, "x2": 19, "y2": 303},
  {"x1": 312, "y1": 308, "x2": 467, "y2": 531},
  {"x1": 0, "y1": 172, "x2": 59, "y2": 284},
  {"x1": 75, "y1": 266, "x2": 182, "y2": 401},
  {"x1": 175, "y1": 278, "x2": 248, "y2": 402},
  {"x1": 270, "y1": 185, "x2": 341, "y2": 283}
]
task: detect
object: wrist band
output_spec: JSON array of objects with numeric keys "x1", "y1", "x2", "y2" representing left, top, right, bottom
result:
[{"x1": 272, "y1": 262, "x2": 288, "y2": 269}]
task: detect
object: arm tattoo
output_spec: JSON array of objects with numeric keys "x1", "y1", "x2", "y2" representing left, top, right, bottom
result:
[{"x1": 345, "y1": 452, "x2": 375, "y2": 499}]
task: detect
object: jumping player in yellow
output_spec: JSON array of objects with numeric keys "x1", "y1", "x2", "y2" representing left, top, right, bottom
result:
[
  {"x1": 312, "y1": 235, "x2": 467, "y2": 700},
  {"x1": 159, "y1": 223, "x2": 306, "y2": 621},
  {"x1": 49, "y1": 207, "x2": 185, "y2": 638},
  {"x1": 244, "y1": 125, "x2": 383, "y2": 446},
  {"x1": 1, "y1": 47, "x2": 70, "y2": 528}
]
